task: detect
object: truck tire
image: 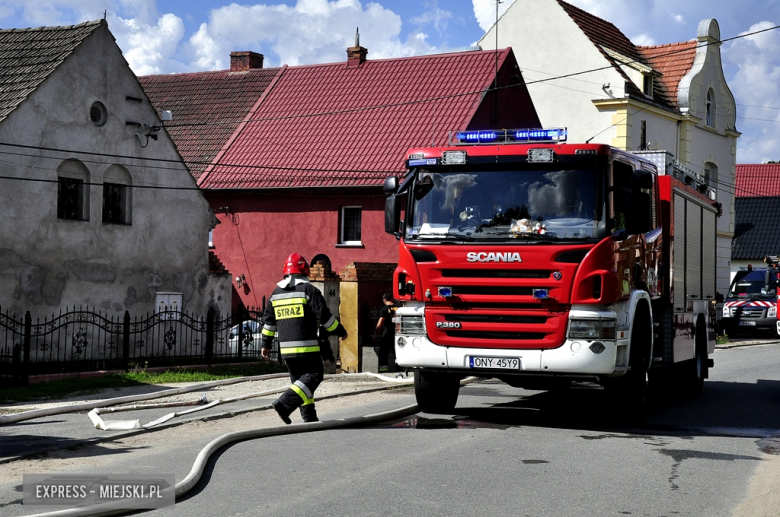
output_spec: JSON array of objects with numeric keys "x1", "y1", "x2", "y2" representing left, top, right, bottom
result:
[
  {"x1": 604, "y1": 309, "x2": 651, "y2": 420},
  {"x1": 414, "y1": 370, "x2": 460, "y2": 414},
  {"x1": 681, "y1": 320, "x2": 708, "y2": 395}
]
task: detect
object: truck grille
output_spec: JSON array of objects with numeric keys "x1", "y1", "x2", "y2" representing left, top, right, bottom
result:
[
  {"x1": 451, "y1": 286, "x2": 536, "y2": 296},
  {"x1": 446, "y1": 314, "x2": 547, "y2": 324},
  {"x1": 442, "y1": 269, "x2": 550, "y2": 279},
  {"x1": 446, "y1": 330, "x2": 546, "y2": 340}
]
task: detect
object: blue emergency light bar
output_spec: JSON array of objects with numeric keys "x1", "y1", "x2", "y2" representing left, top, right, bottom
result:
[{"x1": 454, "y1": 127, "x2": 567, "y2": 144}]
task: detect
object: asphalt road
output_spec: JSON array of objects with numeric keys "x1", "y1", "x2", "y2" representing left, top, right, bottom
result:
[{"x1": 1, "y1": 343, "x2": 779, "y2": 516}]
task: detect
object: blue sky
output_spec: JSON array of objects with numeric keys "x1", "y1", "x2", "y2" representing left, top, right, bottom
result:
[{"x1": 0, "y1": 0, "x2": 779, "y2": 163}]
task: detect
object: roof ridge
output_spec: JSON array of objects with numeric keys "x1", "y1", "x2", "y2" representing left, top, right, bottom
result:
[
  {"x1": 140, "y1": 67, "x2": 282, "y2": 80},
  {"x1": 637, "y1": 40, "x2": 697, "y2": 51},
  {"x1": 555, "y1": 0, "x2": 633, "y2": 49},
  {"x1": 0, "y1": 19, "x2": 103, "y2": 34}
]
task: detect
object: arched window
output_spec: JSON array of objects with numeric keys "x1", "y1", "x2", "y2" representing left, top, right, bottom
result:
[
  {"x1": 704, "y1": 162, "x2": 718, "y2": 200},
  {"x1": 57, "y1": 159, "x2": 90, "y2": 221},
  {"x1": 102, "y1": 165, "x2": 132, "y2": 224},
  {"x1": 310, "y1": 254, "x2": 332, "y2": 271},
  {"x1": 706, "y1": 89, "x2": 716, "y2": 128}
]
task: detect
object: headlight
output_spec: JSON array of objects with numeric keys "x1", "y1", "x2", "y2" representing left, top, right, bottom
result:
[
  {"x1": 395, "y1": 315, "x2": 425, "y2": 335},
  {"x1": 769, "y1": 306, "x2": 777, "y2": 318},
  {"x1": 568, "y1": 319, "x2": 616, "y2": 339}
]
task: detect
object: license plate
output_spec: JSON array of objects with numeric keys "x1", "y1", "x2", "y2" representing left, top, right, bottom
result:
[
  {"x1": 469, "y1": 357, "x2": 521, "y2": 369},
  {"x1": 738, "y1": 321, "x2": 757, "y2": 326}
]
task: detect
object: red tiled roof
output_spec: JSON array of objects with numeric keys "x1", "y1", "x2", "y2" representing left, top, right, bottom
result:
[
  {"x1": 556, "y1": 0, "x2": 641, "y2": 61},
  {"x1": 637, "y1": 41, "x2": 697, "y2": 109},
  {"x1": 556, "y1": 0, "x2": 695, "y2": 111},
  {"x1": 199, "y1": 49, "x2": 532, "y2": 189},
  {"x1": 736, "y1": 164, "x2": 780, "y2": 197},
  {"x1": 139, "y1": 67, "x2": 281, "y2": 180},
  {"x1": 0, "y1": 20, "x2": 103, "y2": 123}
]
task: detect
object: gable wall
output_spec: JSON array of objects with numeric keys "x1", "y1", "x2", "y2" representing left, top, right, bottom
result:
[
  {"x1": 479, "y1": 0, "x2": 630, "y2": 145},
  {"x1": 0, "y1": 24, "x2": 230, "y2": 319}
]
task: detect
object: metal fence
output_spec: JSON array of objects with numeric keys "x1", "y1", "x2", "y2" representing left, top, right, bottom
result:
[{"x1": 0, "y1": 305, "x2": 278, "y2": 386}]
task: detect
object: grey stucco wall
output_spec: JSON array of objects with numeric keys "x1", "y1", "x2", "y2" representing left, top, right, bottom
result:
[{"x1": 0, "y1": 23, "x2": 229, "y2": 320}]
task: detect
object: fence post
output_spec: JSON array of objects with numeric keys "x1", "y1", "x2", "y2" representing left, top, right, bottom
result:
[
  {"x1": 206, "y1": 308, "x2": 214, "y2": 366},
  {"x1": 237, "y1": 307, "x2": 243, "y2": 360},
  {"x1": 22, "y1": 311, "x2": 31, "y2": 386},
  {"x1": 123, "y1": 311, "x2": 130, "y2": 371}
]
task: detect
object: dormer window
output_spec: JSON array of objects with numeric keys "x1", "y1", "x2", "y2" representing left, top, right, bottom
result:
[
  {"x1": 642, "y1": 74, "x2": 653, "y2": 97},
  {"x1": 706, "y1": 89, "x2": 715, "y2": 127}
]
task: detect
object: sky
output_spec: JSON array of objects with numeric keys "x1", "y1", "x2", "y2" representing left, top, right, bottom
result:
[{"x1": 0, "y1": 0, "x2": 779, "y2": 163}]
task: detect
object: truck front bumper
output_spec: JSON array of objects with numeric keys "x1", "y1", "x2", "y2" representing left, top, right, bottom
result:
[{"x1": 394, "y1": 334, "x2": 620, "y2": 375}]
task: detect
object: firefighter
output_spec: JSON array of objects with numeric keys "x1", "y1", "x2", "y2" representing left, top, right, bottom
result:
[{"x1": 260, "y1": 253, "x2": 348, "y2": 424}]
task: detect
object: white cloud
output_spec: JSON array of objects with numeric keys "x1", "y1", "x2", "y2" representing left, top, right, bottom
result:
[
  {"x1": 113, "y1": 13, "x2": 185, "y2": 75},
  {"x1": 472, "y1": 0, "x2": 516, "y2": 32},
  {"x1": 410, "y1": 2, "x2": 453, "y2": 37},
  {"x1": 179, "y1": 0, "x2": 436, "y2": 70},
  {"x1": 724, "y1": 21, "x2": 780, "y2": 163}
]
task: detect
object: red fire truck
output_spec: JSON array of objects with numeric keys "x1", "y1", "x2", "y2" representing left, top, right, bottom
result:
[{"x1": 383, "y1": 128, "x2": 718, "y2": 415}]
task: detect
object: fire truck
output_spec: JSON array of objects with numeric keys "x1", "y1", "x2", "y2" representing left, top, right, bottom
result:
[{"x1": 383, "y1": 128, "x2": 718, "y2": 414}]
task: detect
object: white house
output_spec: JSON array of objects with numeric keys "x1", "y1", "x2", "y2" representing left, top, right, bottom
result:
[
  {"x1": 0, "y1": 20, "x2": 230, "y2": 318},
  {"x1": 479, "y1": 0, "x2": 739, "y2": 297}
]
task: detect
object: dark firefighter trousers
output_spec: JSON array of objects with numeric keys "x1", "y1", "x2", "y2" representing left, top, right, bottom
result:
[{"x1": 275, "y1": 354, "x2": 324, "y2": 422}]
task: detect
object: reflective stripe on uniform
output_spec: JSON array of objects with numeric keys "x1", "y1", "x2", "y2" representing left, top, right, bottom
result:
[
  {"x1": 323, "y1": 315, "x2": 339, "y2": 332},
  {"x1": 280, "y1": 346, "x2": 320, "y2": 355},
  {"x1": 290, "y1": 383, "x2": 315, "y2": 405},
  {"x1": 279, "y1": 339, "x2": 319, "y2": 348},
  {"x1": 271, "y1": 297, "x2": 308, "y2": 307},
  {"x1": 261, "y1": 328, "x2": 276, "y2": 337},
  {"x1": 270, "y1": 292, "x2": 311, "y2": 302},
  {"x1": 262, "y1": 323, "x2": 277, "y2": 331}
]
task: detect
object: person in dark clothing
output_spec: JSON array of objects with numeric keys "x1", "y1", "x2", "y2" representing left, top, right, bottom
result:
[
  {"x1": 372, "y1": 293, "x2": 397, "y2": 373},
  {"x1": 260, "y1": 253, "x2": 348, "y2": 424}
]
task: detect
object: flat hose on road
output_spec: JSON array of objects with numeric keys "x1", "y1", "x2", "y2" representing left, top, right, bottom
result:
[{"x1": 22, "y1": 377, "x2": 476, "y2": 517}]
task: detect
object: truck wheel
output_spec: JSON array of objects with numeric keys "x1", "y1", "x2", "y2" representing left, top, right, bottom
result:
[
  {"x1": 681, "y1": 322, "x2": 708, "y2": 395},
  {"x1": 604, "y1": 310, "x2": 650, "y2": 420},
  {"x1": 414, "y1": 370, "x2": 460, "y2": 414}
]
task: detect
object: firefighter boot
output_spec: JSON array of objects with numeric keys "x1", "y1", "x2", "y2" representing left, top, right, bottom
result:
[
  {"x1": 272, "y1": 400, "x2": 292, "y2": 425},
  {"x1": 300, "y1": 404, "x2": 318, "y2": 423}
]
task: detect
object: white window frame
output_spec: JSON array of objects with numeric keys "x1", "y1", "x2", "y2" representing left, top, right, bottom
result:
[{"x1": 340, "y1": 206, "x2": 363, "y2": 246}]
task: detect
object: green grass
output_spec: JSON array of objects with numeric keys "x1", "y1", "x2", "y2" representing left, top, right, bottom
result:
[
  {"x1": 0, "y1": 363, "x2": 287, "y2": 404},
  {"x1": 716, "y1": 333, "x2": 730, "y2": 345}
]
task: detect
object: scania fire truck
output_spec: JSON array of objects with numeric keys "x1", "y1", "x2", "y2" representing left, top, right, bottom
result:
[{"x1": 383, "y1": 128, "x2": 718, "y2": 414}]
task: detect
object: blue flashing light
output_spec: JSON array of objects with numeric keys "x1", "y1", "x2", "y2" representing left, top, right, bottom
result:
[
  {"x1": 515, "y1": 128, "x2": 567, "y2": 142},
  {"x1": 532, "y1": 289, "x2": 549, "y2": 300},
  {"x1": 454, "y1": 128, "x2": 567, "y2": 145},
  {"x1": 456, "y1": 131, "x2": 498, "y2": 143},
  {"x1": 438, "y1": 286, "x2": 453, "y2": 298}
]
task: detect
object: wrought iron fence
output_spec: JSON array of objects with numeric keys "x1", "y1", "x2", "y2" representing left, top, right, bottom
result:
[{"x1": 0, "y1": 305, "x2": 277, "y2": 385}]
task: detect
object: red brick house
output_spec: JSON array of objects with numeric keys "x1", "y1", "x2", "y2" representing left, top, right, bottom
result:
[{"x1": 140, "y1": 44, "x2": 540, "y2": 309}]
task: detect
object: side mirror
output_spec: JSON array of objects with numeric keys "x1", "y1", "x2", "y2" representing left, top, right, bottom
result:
[
  {"x1": 383, "y1": 176, "x2": 398, "y2": 195},
  {"x1": 385, "y1": 195, "x2": 401, "y2": 236},
  {"x1": 625, "y1": 191, "x2": 652, "y2": 235},
  {"x1": 632, "y1": 170, "x2": 653, "y2": 189}
]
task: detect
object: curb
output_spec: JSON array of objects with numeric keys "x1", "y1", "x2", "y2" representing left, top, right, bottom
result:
[{"x1": 716, "y1": 340, "x2": 780, "y2": 349}]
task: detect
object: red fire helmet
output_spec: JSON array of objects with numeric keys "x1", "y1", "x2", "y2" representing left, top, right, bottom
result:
[{"x1": 283, "y1": 253, "x2": 310, "y2": 276}]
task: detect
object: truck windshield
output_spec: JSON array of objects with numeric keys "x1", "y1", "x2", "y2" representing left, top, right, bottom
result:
[
  {"x1": 406, "y1": 167, "x2": 605, "y2": 241},
  {"x1": 728, "y1": 270, "x2": 774, "y2": 298}
]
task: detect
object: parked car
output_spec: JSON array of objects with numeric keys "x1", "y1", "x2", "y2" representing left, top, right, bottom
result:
[
  {"x1": 228, "y1": 319, "x2": 264, "y2": 356},
  {"x1": 721, "y1": 269, "x2": 777, "y2": 336}
]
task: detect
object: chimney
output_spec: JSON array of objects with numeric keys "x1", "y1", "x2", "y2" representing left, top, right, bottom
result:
[
  {"x1": 346, "y1": 27, "x2": 368, "y2": 68},
  {"x1": 230, "y1": 51, "x2": 264, "y2": 71}
]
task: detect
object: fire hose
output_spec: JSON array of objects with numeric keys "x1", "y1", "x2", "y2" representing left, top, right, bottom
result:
[{"x1": 19, "y1": 376, "x2": 477, "y2": 517}]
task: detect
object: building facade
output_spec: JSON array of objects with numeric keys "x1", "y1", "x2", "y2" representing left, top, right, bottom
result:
[
  {"x1": 0, "y1": 20, "x2": 229, "y2": 319},
  {"x1": 479, "y1": 0, "x2": 740, "y2": 297}
]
